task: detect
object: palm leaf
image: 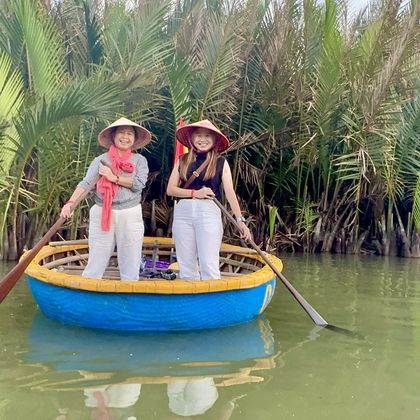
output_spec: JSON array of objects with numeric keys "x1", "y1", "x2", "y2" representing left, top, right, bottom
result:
[
  {"x1": 0, "y1": 3, "x2": 24, "y2": 66},
  {"x1": 0, "y1": 51, "x2": 24, "y2": 172},
  {"x1": 102, "y1": 0, "x2": 172, "y2": 90},
  {"x1": 11, "y1": 0, "x2": 67, "y2": 97},
  {"x1": 130, "y1": 1, "x2": 172, "y2": 73},
  {"x1": 82, "y1": 0, "x2": 104, "y2": 67},
  {"x1": 0, "y1": 51, "x2": 23, "y2": 122},
  {"x1": 0, "y1": 78, "x2": 122, "y2": 248},
  {"x1": 414, "y1": 174, "x2": 420, "y2": 230},
  {"x1": 192, "y1": 8, "x2": 242, "y2": 120}
]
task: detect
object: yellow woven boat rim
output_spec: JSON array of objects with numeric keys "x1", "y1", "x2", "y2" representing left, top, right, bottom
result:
[{"x1": 24, "y1": 237, "x2": 283, "y2": 294}]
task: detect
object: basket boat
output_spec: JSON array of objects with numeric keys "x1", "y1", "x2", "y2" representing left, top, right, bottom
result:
[{"x1": 25, "y1": 237, "x2": 282, "y2": 331}]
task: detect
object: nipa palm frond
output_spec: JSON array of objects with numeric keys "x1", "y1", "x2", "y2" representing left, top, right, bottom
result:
[
  {"x1": 0, "y1": 51, "x2": 24, "y2": 172},
  {"x1": 192, "y1": 9, "x2": 242, "y2": 120},
  {"x1": 414, "y1": 173, "x2": 420, "y2": 231},
  {"x1": 130, "y1": 1, "x2": 173, "y2": 74},
  {"x1": 166, "y1": 53, "x2": 196, "y2": 130},
  {"x1": 12, "y1": 0, "x2": 67, "y2": 97},
  {"x1": 103, "y1": 0, "x2": 172, "y2": 88}
]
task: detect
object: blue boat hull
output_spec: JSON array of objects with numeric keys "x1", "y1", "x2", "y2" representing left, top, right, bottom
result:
[{"x1": 27, "y1": 277, "x2": 276, "y2": 331}]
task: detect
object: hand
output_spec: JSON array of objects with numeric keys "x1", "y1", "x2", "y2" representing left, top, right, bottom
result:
[
  {"x1": 195, "y1": 187, "x2": 215, "y2": 199},
  {"x1": 238, "y1": 221, "x2": 252, "y2": 241},
  {"x1": 98, "y1": 163, "x2": 116, "y2": 181},
  {"x1": 60, "y1": 203, "x2": 74, "y2": 219}
]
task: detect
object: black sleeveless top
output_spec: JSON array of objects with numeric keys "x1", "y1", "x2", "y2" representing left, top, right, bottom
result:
[{"x1": 179, "y1": 153, "x2": 225, "y2": 200}]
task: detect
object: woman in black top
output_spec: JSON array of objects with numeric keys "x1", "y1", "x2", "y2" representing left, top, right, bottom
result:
[{"x1": 167, "y1": 119, "x2": 251, "y2": 280}]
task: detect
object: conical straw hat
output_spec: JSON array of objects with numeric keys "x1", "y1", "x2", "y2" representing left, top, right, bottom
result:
[
  {"x1": 98, "y1": 117, "x2": 152, "y2": 150},
  {"x1": 176, "y1": 119, "x2": 230, "y2": 153}
]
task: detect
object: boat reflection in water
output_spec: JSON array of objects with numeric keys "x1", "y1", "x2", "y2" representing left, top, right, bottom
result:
[{"x1": 25, "y1": 313, "x2": 278, "y2": 418}]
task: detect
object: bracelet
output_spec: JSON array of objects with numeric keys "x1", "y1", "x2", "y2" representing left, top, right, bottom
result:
[
  {"x1": 236, "y1": 216, "x2": 246, "y2": 223},
  {"x1": 115, "y1": 176, "x2": 120, "y2": 184},
  {"x1": 191, "y1": 189, "x2": 196, "y2": 199}
]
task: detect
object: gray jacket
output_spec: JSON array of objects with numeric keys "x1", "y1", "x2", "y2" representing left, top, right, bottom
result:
[{"x1": 78, "y1": 152, "x2": 149, "y2": 209}]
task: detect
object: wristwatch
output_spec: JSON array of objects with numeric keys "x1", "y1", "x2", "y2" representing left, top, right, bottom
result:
[{"x1": 236, "y1": 216, "x2": 246, "y2": 223}]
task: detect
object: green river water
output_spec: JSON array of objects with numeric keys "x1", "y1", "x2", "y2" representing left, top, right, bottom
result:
[{"x1": 1, "y1": 254, "x2": 420, "y2": 420}]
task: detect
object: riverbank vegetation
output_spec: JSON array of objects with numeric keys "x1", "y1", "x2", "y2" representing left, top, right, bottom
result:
[{"x1": 0, "y1": 0, "x2": 419, "y2": 260}]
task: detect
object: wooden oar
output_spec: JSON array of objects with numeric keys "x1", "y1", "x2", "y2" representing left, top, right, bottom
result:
[
  {"x1": 212, "y1": 198, "x2": 328, "y2": 327},
  {"x1": 0, "y1": 180, "x2": 97, "y2": 303}
]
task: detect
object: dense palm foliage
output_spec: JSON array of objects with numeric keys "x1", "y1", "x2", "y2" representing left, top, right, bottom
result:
[{"x1": 0, "y1": 0, "x2": 419, "y2": 260}]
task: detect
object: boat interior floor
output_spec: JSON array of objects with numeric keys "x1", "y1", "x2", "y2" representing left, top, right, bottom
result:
[{"x1": 43, "y1": 241, "x2": 264, "y2": 281}]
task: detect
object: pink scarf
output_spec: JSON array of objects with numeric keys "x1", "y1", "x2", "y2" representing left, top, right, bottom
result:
[{"x1": 96, "y1": 145, "x2": 134, "y2": 231}]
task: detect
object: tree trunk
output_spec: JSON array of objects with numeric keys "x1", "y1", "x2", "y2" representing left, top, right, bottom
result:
[
  {"x1": 7, "y1": 225, "x2": 18, "y2": 261},
  {"x1": 410, "y1": 232, "x2": 420, "y2": 258}
]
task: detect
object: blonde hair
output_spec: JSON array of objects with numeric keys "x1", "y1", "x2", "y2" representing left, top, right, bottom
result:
[{"x1": 179, "y1": 149, "x2": 219, "y2": 181}]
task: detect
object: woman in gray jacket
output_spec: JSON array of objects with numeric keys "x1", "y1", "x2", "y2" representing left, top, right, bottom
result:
[{"x1": 61, "y1": 117, "x2": 151, "y2": 280}]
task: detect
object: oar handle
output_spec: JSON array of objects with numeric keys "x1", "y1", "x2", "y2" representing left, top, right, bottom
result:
[
  {"x1": 212, "y1": 197, "x2": 328, "y2": 327},
  {"x1": 0, "y1": 179, "x2": 98, "y2": 303}
]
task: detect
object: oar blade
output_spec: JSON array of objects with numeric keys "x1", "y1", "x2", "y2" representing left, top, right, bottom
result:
[
  {"x1": 0, "y1": 261, "x2": 28, "y2": 303},
  {"x1": 0, "y1": 180, "x2": 97, "y2": 304},
  {"x1": 212, "y1": 197, "x2": 329, "y2": 327},
  {"x1": 0, "y1": 217, "x2": 65, "y2": 303}
]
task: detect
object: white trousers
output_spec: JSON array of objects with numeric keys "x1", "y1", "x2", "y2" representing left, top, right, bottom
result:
[
  {"x1": 84, "y1": 384, "x2": 141, "y2": 408},
  {"x1": 83, "y1": 204, "x2": 144, "y2": 280},
  {"x1": 167, "y1": 379, "x2": 218, "y2": 416},
  {"x1": 172, "y1": 199, "x2": 223, "y2": 280}
]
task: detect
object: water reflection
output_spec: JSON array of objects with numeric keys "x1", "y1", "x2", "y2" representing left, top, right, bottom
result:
[
  {"x1": 24, "y1": 314, "x2": 277, "y2": 418},
  {"x1": 73, "y1": 377, "x2": 232, "y2": 419},
  {"x1": 74, "y1": 378, "x2": 224, "y2": 419},
  {"x1": 27, "y1": 313, "x2": 275, "y2": 378},
  {"x1": 82, "y1": 382, "x2": 140, "y2": 420},
  {"x1": 167, "y1": 378, "x2": 218, "y2": 417}
]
